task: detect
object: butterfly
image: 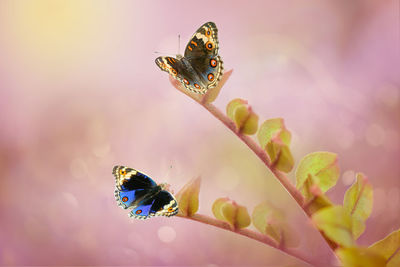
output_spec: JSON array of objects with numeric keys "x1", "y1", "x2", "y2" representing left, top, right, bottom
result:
[
  {"x1": 155, "y1": 22, "x2": 224, "y2": 94},
  {"x1": 113, "y1": 165, "x2": 178, "y2": 219}
]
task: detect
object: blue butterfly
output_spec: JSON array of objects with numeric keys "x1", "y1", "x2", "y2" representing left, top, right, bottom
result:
[
  {"x1": 155, "y1": 22, "x2": 224, "y2": 94},
  {"x1": 113, "y1": 165, "x2": 178, "y2": 219}
]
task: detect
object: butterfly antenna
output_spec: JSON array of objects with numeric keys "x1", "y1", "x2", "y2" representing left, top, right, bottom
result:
[{"x1": 178, "y1": 34, "x2": 181, "y2": 55}]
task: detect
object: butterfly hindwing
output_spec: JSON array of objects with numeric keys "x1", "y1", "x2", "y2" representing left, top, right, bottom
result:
[
  {"x1": 129, "y1": 197, "x2": 157, "y2": 219},
  {"x1": 150, "y1": 190, "x2": 178, "y2": 217}
]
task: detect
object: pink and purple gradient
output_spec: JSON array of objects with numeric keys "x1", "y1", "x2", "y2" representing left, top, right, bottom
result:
[{"x1": 0, "y1": 1, "x2": 399, "y2": 265}]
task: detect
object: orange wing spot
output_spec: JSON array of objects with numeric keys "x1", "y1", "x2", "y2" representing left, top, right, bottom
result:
[
  {"x1": 190, "y1": 41, "x2": 197, "y2": 47},
  {"x1": 167, "y1": 58, "x2": 173, "y2": 64},
  {"x1": 188, "y1": 46, "x2": 193, "y2": 51},
  {"x1": 122, "y1": 197, "x2": 128, "y2": 202},
  {"x1": 183, "y1": 78, "x2": 189, "y2": 85},
  {"x1": 119, "y1": 169, "x2": 126, "y2": 175},
  {"x1": 207, "y1": 73, "x2": 214, "y2": 81},
  {"x1": 171, "y1": 68, "x2": 177, "y2": 75},
  {"x1": 206, "y1": 29, "x2": 211, "y2": 37},
  {"x1": 194, "y1": 83, "x2": 200, "y2": 89},
  {"x1": 135, "y1": 210, "x2": 142, "y2": 214},
  {"x1": 171, "y1": 58, "x2": 176, "y2": 63},
  {"x1": 205, "y1": 41, "x2": 214, "y2": 51},
  {"x1": 168, "y1": 207, "x2": 175, "y2": 212},
  {"x1": 210, "y1": 59, "x2": 217, "y2": 67}
]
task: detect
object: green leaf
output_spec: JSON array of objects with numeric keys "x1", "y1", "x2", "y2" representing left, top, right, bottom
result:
[
  {"x1": 336, "y1": 247, "x2": 386, "y2": 267},
  {"x1": 257, "y1": 118, "x2": 291, "y2": 149},
  {"x1": 351, "y1": 216, "x2": 366, "y2": 240},
  {"x1": 296, "y1": 152, "x2": 340, "y2": 196},
  {"x1": 266, "y1": 139, "x2": 294, "y2": 173},
  {"x1": 312, "y1": 206, "x2": 354, "y2": 247},
  {"x1": 175, "y1": 177, "x2": 201, "y2": 216},
  {"x1": 226, "y1": 98, "x2": 259, "y2": 135},
  {"x1": 343, "y1": 173, "x2": 373, "y2": 239},
  {"x1": 301, "y1": 175, "x2": 333, "y2": 215},
  {"x1": 252, "y1": 202, "x2": 299, "y2": 247},
  {"x1": 212, "y1": 197, "x2": 251, "y2": 230},
  {"x1": 369, "y1": 229, "x2": 400, "y2": 267},
  {"x1": 236, "y1": 205, "x2": 252, "y2": 229},
  {"x1": 257, "y1": 118, "x2": 293, "y2": 172}
]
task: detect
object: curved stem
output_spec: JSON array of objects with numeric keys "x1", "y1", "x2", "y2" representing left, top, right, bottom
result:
[
  {"x1": 169, "y1": 72, "x2": 304, "y2": 207},
  {"x1": 177, "y1": 213, "x2": 317, "y2": 266},
  {"x1": 169, "y1": 72, "x2": 338, "y2": 261}
]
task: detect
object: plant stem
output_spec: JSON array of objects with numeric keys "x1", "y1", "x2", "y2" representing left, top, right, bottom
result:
[
  {"x1": 169, "y1": 72, "x2": 337, "y2": 262},
  {"x1": 177, "y1": 213, "x2": 317, "y2": 266},
  {"x1": 169, "y1": 72, "x2": 304, "y2": 207}
]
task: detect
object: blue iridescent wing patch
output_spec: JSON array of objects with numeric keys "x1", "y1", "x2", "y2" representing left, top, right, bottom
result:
[{"x1": 113, "y1": 165, "x2": 179, "y2": 219}]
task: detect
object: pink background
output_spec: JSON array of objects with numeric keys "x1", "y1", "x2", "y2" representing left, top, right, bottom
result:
[{"x1": 0, "y1": 1, "x2": 399, "y2": 265}]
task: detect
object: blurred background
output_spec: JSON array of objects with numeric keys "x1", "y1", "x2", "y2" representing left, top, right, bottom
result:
[{"x1": 0, "y1": 0, "x2": 399, "y2": 266}]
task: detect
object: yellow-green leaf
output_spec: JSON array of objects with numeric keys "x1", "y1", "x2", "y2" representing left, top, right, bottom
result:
[
  {"x1": 236, "y1": 205, "x2": 252, "y2": 229},
  {"x1": 175, "y1": 177, "x2": 201, "y2": 216},
  {"x1": 344, "y1": 173, "x2": 373, "y2": 217},
  {"x1": 241, "y1": 112, "x2": 259, "y2": 135},
  {"x1": 212, "y1": 197, "x2": 251, "y2": 230},
  {"x1": 252, "y1": 202, "x2": 299, "y2": 247},
  {"x1": 351, "y1": 216, "x2": 366, "y2": 240},
  {"x1": 257, "y1": 118, "x2": 291, "y2": 149},
  {"x1": 312, "y1": 206, "x2": 354, "y2": 247},
  {"x1": 336, "y1": 247, "x2": 386, "y2": 267},
  {"x1": 266, "y1": 139, "x2": 294, "y2": 173},
  {"x1": 226, "y1": 98, "x2": 259, "y2": 135},
  {"x1": 301, "y1": 175, "x2": 333, "y2": 215},
  {"x1": 369, "y1": 229, "x2": 400, "y2": 267},
  {"x1": 296, "y1": 152, "x2": 340, "y2": 196}
]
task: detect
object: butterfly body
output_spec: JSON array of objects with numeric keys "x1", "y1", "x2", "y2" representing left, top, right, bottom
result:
[
  {"x1": 113, "y1": 166, "x2": 178, "y2": 219},
  {"x1": 156, "y1": 22, "x2": 223, "y2": 94}
]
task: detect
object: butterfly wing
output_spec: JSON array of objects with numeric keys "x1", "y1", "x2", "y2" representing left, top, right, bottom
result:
[
  {"x1": 184, "y1": 22, "x2": 224, "y2": 91},
  {"x1": 150, "y1": 190, "x2": 179, "y2": 217},
  {"x1": 128, "y1": 190, "x2": 178, "y2": 219},
  {"x1": 115, "y1": 188, "x2": 151, "y2": 209},
  {"x1": 129, "y1": 197, "x2": 158, "y2": 219},
  {"x1": 112, "y1": 165, "x2": 157, "y2": 191},
  {"x1": 184, "y1": 22, "x2": 219, "y2": 58},
  {"x1": 155, "y1": 56, "x2": 206, "y2": 94}
]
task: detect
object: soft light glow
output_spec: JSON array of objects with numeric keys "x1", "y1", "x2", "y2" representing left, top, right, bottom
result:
[{"x1": 158, "y1": 226, "x2": 176, "y2": 243}]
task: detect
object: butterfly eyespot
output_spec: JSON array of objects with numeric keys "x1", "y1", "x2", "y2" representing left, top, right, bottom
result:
[
  {"x1": 206, "y1": 30, "x2": 211, "y2": 36},
  {"x1": 136, "y1": 210, "x2": 142, "y2": 214},
  {"x1": 205, "y1": 41, "x2": 214, "y2": 50},
  {"x1": 207, "y1": 73, "x2": 214, "y2": 81},
  {"x1": 122, "y1": 197, "x2": 128, "y2": 202},
  {"x1": 210, "y1": 59, "x2": 217, "y2": 67},
  {"x1": 119, "y1": 170, "x2": 127, "y2": 175},
  {"x1": 183, "y1": 78, "x2": 189, "y2": 85},
  {"x1": 194, "y1": 83, "x2": 200, "y2": 89},
  {"x1": 168, "y1": 207, "x2": 174, "y2": 212}
]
